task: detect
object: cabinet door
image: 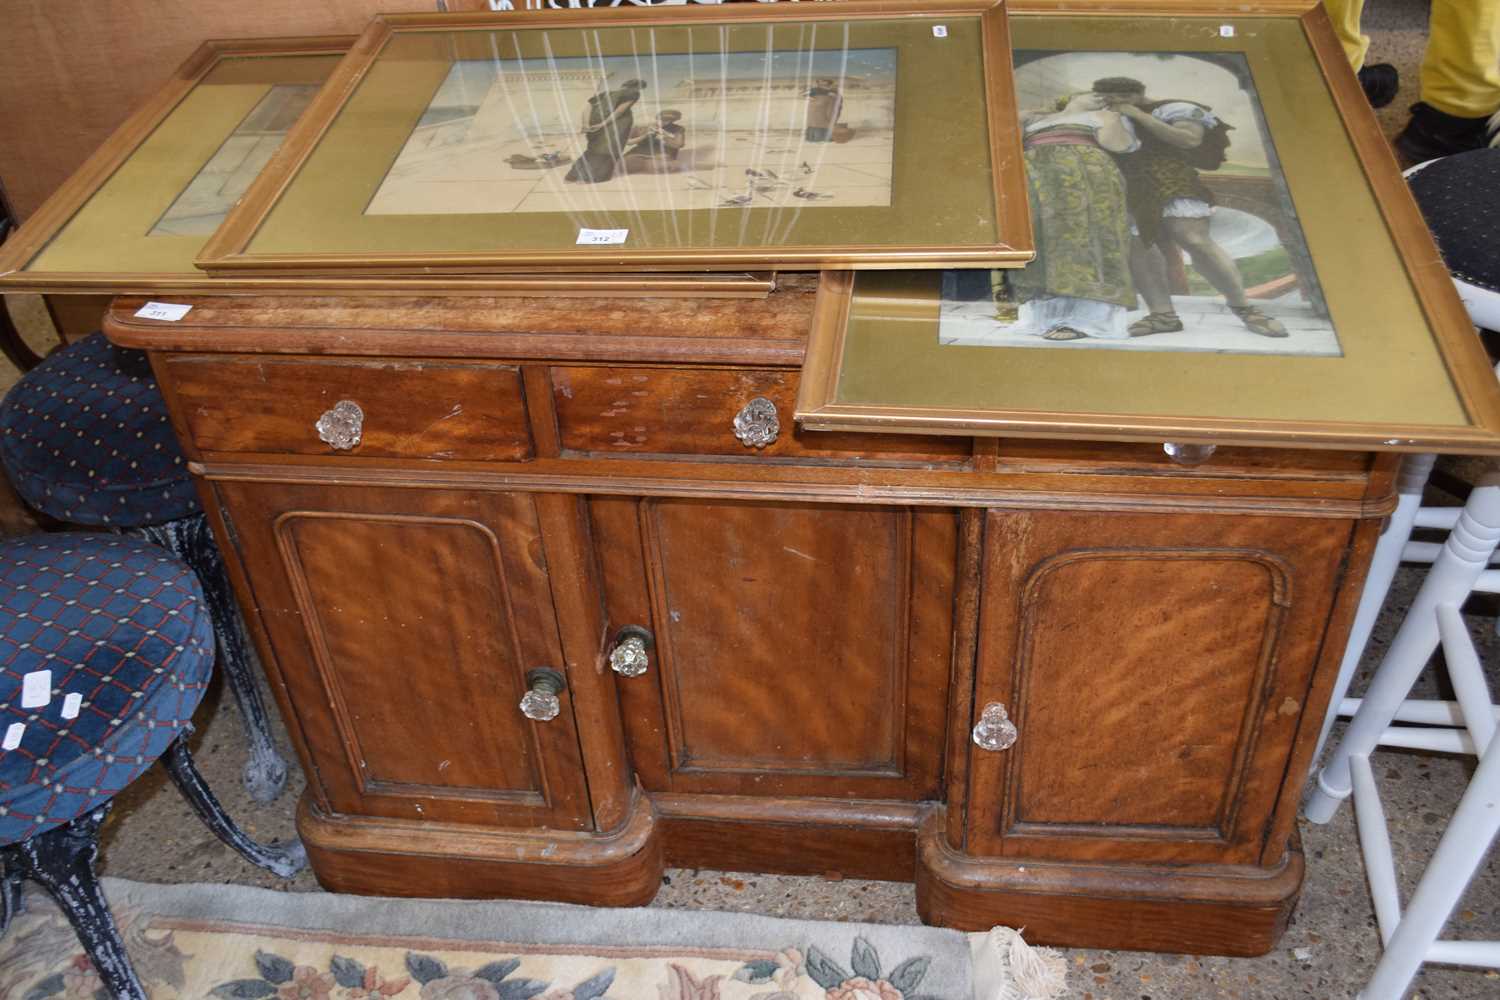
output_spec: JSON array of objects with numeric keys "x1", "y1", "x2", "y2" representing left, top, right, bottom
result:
[
  {"x1": 967, "y1": 508, "x2": 1350, "y2": 864},
  {"x1": 216, "y1": 481, "x2": 591, "y2": 830},
  {"x1": 591, "y1": 498, "x2": 956, "y2": 801}
]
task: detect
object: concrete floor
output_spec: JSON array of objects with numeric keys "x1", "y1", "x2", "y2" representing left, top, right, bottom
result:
[{"x1": 6, "y1": 2, "x2": 1500, "y2": 997}]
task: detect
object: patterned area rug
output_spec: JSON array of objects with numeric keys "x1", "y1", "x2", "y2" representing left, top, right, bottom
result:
[{"x1": 0, "y1": 878, "x2": 1047, "y2": 1000}]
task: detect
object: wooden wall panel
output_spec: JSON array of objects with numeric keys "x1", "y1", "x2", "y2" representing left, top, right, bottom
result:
[{"x1": 0, "y1": 0, "x2": 440, "y2": 220}]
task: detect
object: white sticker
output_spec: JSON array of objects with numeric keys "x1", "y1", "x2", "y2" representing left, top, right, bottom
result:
[
  {"x1": 20, "y1": 670, "x2": 51, "y2": 709},
  {"x1": 576, "y1": 228, "x2": 629, "y2": 246},
  {"x1": 932, "y1": 24, "x2": 948, "y2": 38},
  {"x1": 134, "y1": 301, "x2": 193, "y2": 322},
  {"x1": 2, "y1": 723, "x2": 23, "y2": 751},
  {"x1": 62, "y1": 692, "x2": 83, "y2": 720},
  {"x1": 1219, "y1": 24, "x2": 1235, "y2": 37}
]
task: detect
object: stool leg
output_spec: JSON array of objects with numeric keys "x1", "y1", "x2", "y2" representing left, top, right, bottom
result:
[
  {"x1": 1305, "y1": 483, "x2": 1500, "y2": 823},
  {"x1": 5, "y1": 807, "x2": 146, "y2": 1000},
  {"x1": 159, "y1": 733, "x2": 307, "y2": 879},
  {"x1": 133, "y1": 514, "x2": 289, "y2": 803},
  {"x1": 0, "y1": 861, "x2": 21, "y2": 935},
  {"x1": 1360, "y1": 741, "x2": 1500, "y2": 1000}
]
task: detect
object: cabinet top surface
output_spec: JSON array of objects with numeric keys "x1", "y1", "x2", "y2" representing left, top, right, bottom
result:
[{"x1": 104, "y1": 275, "x2": 819, "y2": 367}]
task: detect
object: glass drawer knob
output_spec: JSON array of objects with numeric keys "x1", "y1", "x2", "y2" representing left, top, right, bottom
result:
[
  {"x1": 519, "y1": 668, "x2": 566, "y2": 722},
  {"x1": 972, "y1": 702, "x2": 1018, "y2": 751},
  {"x1": 609, "y1": 626, "x2": 653, "y2": 678},
  {"x1": 733, "y1": 396, "x2": 780, "y2": 448},
  {"x1": 1163, "y1": 442, "x2": 1215, "y2": 466},
  {"x1": 316, "y1": 400, "x2": 364, "y2": 451}
]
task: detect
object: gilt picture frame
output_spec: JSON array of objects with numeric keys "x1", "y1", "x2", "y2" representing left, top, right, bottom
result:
[
  {"x1": 194, "y1": 0, "x2": 1032, "y2": 277},
  {"x1": 796, "y1": 0, "x2": 1500, "y2": 455},
  {"x1": 0, "y1": 36, "x2": 776, "y2": 299}
]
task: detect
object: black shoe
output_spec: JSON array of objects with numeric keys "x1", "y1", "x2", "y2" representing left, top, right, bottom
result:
[
  {"x1": 1396, "y1": 102, "x2": 1492, "y2": 162},
  {"x1": 1358, "y1": 63, "x2": 1399, "y2": 108}
]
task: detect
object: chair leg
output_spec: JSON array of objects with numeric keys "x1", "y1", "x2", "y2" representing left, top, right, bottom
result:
[
  {"x1": 3, "y1": 807, "x2": 147, "y2": 1000},
  {"x1": 0, "y1": 860, "x2": 21, "y2": 935},
  {"x1": 159, "y1": 733, "x2": 307, "y2": 879},
  {"x1": 1309, "y1": 454, "x2": 1437, "y2": 770},
  {"x1": 132, "y1": 514, "x2": 289, "y2": 803},
  {"x1": 1359, "y1": 741, "x2": 1500, "y2": 1000},
  {"x1": 1305, "y1": 483, "x2": 1500, "y2": 823}
]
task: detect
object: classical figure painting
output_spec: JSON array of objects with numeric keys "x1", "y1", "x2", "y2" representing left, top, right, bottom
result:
[
  {"x1": 939, "y1": 50, "x2": 1341, "y2": 356},
  {"x1": 365, "y1": 48, "x2": 898, "y2": 216},
  {"x1": 150, "y1": 84, "x2": 321, "y2": 236}
]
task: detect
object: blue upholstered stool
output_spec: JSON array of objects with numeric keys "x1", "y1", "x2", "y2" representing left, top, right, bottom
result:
[
  {"x1": 0, "y1": 332, "x2": 288, "y2": 801},
  {"x1": 0, "y1": 533, "x2": 303, "y2": 1000}
]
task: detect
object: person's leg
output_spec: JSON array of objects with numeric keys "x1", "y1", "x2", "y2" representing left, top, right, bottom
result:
[
  {"x1": 1326, "y1": 0, "x2": 1399, "y2": 107},
  {"x1": 1126, "y1": 236, "x2": 1184, "y2": 335},
  {"x1": 1127, "y1": 236, "x2": 1174, "y2": 315},
  {"x1": 1399, "y1": 0, "x2": 1500, "y2": 159},
  {"x1": 1324, "y1": 0, "x2": 1371, "y2": 70},
  {"x1": 1421, "y1": 0, "x2": 1500, "y2": 118},
  {"x1": 1163, "y1": 216, "x2": 1246, "y2": 306},
  {"x1": 1164, "y1": 216, "x2": 1288, "y2": 338}
]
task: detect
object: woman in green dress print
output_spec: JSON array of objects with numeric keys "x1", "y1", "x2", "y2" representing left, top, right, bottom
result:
[{"x1": 1000, "y1": 92, "x2": 1139, "y2": 341}]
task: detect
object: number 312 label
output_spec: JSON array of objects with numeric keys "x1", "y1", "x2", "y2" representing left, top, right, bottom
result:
[{"x1": 577, "y1": 228, "x2": 629, "y2": 246}]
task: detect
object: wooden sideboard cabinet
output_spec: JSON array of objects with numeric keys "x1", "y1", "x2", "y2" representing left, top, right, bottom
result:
[{"x1": 104, "y1": 279, "x2": 1390, "y2": 955}]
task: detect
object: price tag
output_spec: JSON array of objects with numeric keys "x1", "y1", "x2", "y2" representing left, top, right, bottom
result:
[
  {"x1": 21, "y1": 670, "x2": 51, "y2": 709},
  {"x1": 932, "y1": 25, "x2": 948, "y2": 38},
  {"x1": 576, "y1": 228, "x2": 629, "y2": 246},
  {"x1": 2, "y1": 723, "x2": 23, "y2": 751},
  {"x1": 134, "y1": 301, "x2": 193, "y2": 322}
]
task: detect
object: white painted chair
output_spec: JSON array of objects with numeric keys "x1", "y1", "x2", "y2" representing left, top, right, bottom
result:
[
  {"x1": 1311, "y1": 151, "x2": 1500, "y2": 767},
  {"x1": 1303, "y1": 479, "x2": 1500, "y2": 1000}
]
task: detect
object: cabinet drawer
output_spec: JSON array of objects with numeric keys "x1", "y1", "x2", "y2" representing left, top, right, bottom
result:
[
  {"x1": 551, "y1": 366, "x2": 969, "y2": 464},
  {"x1": 163, "y1": 356, "x2": 533, "y2": 462}
]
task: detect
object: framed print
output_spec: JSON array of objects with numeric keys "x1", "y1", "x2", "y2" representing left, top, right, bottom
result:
[
  {"x1": 796, "y1": 1, "x2": 1500, "y2": 454},
  {"x1": 195, "y1": 0, "x2": 1031, "y2": 276},
  {"x1": 0, "y1": 37, "x2": 774, "y2": 299},
  {"x1": 0, "y1": 39, "x2": 347, "y2": 294}
]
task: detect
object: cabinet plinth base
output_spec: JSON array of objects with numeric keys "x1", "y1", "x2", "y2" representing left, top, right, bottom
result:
[
  {"x1": 653, "y1": 793, "x2": 923, "y2": 882},
  {"x1": 297, "y1": 794, "x2": 664, "y2": 907},
  {"x1": 915, "y1": 811, "x2": 1303, "y2": 956}
]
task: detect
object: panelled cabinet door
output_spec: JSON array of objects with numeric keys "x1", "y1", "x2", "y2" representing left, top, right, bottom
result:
[
  {"x1": 590, "y1": 498, "x2": 956, "y2": 802},
  {"x1": 966, "y1": 509, "x2": 1351, "y2": 865},
  {"x1": 214, "y1": 481, "x2": 592, "y2": 831}
]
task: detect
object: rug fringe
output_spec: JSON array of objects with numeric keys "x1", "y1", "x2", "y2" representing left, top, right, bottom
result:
[{"x1": 968, "y1": 926, "x2": 1069, "y2": 1000}]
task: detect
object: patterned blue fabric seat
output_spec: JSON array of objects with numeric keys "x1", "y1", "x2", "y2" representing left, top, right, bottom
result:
[
  {"x1": 0, "y1": 331, "x2": 289, "y2": 805},
  {"x1": 0, "y1": 534, "x2": 213, "y2": 844},
  {"x1": 0, "y1": 533, "x2": 304, "y2": 1000},
  {"x1": 0, "y1": 332, "x2": 198, "y2": 527}
]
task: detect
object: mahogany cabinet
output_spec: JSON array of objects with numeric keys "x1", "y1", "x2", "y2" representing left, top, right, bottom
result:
[{"x1": 105, "y1": 280, "x2": 1390, "y2": 954}]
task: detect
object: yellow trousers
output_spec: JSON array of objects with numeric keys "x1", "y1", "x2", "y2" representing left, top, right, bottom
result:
[{"x1": 1325, "y1": 0, "x2": 1500, "y2": 116}]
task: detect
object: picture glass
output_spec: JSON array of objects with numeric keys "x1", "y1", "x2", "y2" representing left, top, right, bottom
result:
[
  {"x1": 151, "y1": 83, "x2": 322, "y2": 236},
  {"x1": 823, "y1": 15, "x2": 1473, "y2": 434},
  {"x1": 226, "y1": 14, "x2": 1016, "y2": 265},
  {"x1": 21, "y1": 53, "x2": 340, "y2": 276},
  {"x1": 366, "y1": 49, "x2": 898, "y2": 216},
  {"x1": 939, "y1": 48, "x2": 1338, "y2": 357}
]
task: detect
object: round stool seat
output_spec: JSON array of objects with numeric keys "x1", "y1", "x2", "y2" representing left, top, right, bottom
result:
[
  {"x1": 0, "y1": 332, "x2": 198, "y2": 527},
  {"x1": 0, "y1": 534, "x2": 214, "y2": 844},
  {"x1": 1406, "y1": 149, "x2": 1500, "y2": 332}
]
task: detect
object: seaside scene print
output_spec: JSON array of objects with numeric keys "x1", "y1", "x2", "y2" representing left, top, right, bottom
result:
[
  {"x1": 364, "y1": 46, "x2": 897, "y2": 216},
  {"x1": 150, "y1": 84, "x2": 320, "y2": 236},
  {"x1": 940, "y1": 50, "x2": 1341, "y2": 357}
]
